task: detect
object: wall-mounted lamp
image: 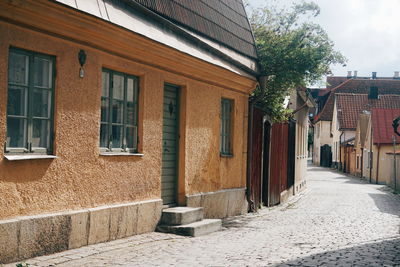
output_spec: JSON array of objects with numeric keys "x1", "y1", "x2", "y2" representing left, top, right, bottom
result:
[{"x1": 78, "y1": 49, "x2": 87, "y2": 78}]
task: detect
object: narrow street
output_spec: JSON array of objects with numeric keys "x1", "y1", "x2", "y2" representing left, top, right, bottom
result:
[{"x1": 9, "y1": 165, "x2": 400, "y2": 267}]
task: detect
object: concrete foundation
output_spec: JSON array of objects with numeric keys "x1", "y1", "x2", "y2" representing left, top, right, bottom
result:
[
  {"x1": 0, "y1": 199, "x2": 162, "y2": 264},
  {"x1": 186, "y1": 188, "x2": 247, "y2": 219}
]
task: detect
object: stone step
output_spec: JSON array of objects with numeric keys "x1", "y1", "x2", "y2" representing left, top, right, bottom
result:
[
  {"x1": 160, "y1": 207, "x2": 203, "y2": 225},
  {"x1": 157, "y1": 219, "x2": 222, "y2": 237}
]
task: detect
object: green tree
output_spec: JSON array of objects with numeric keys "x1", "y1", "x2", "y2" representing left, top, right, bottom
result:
[{"x1": 249, "y1": 1, "x2": 346, "y2": 121}]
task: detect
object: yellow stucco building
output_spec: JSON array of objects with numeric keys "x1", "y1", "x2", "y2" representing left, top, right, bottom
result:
[{"x1": 0, "y1": 0, "x2": 259, "y2": 263}]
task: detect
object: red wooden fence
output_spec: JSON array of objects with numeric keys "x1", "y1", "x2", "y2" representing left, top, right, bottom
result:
[{"x1": 269, "y1": 123, "x2": 289, "y2": 206}]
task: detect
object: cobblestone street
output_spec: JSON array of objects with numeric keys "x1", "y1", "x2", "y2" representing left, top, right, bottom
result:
[{"x1": 7, "y1": 165, "x2": 400, "y2": 267}]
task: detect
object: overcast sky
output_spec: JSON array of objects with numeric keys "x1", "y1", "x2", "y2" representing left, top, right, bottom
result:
[{"x1": 247, "y1": 0, "x2": 400, "y2": 79}]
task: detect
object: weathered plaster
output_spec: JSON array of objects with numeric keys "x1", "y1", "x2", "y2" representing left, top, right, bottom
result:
[{"x1": 0, "y1": 5, "x2": 253, "y2": 219}]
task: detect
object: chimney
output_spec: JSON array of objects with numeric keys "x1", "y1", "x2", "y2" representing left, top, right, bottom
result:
[
  {"x1": 394, "y1": 71, "x2": 399, "y2": 79},
  {"x1": 353, "y1": 70, "x2": 358, "y2": 78},
  {"x1": 369, "y1": 86, "x2": 378, "y2": 99},
  {"x1": 372, "y1": 72, "x2": 377, "y2": 79},
  {"x1": 347, "y1": 71, "x2": 352, "y2": 78}
]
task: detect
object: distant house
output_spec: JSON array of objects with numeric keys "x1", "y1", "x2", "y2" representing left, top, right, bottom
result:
[
  {"x1": 356, "y1": 109, "x2": 400, "y2": 185},
  {"x1": 332, "y1": 93, "x2": 400, "y2": 172},
  {"x1": 313, "y1": 75, "x2": 400, "y2": 167},
  {"x1": 0, "y1": 0, "x2": 259, "y2": 263},
  {"x1": 354, "y1": 113, "x2": 370, "y2": 177}
]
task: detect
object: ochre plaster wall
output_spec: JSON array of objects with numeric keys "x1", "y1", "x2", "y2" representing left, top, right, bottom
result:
[
  {"x1": 371, "y1": 145, "x2": 396, "y2": 184},
  {"x1": 184, "y1": 84, "x2": 247, "y2": 195},
  {"x1": 0, "y1": 14, "x2": 254, "y2": 219}
]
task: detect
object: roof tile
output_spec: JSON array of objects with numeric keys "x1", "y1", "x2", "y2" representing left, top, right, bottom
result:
[
  {"x1": 336, "y1": 94, "x2": 400, "y2": 130},
  {"x1": 316, "y1": 78, "x2": 400, "y2": 122},
  {"x1": 371, "y1": 108, "x2": 400, "y2": 144}
]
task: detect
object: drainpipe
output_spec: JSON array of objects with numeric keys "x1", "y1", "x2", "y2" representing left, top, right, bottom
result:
[
  {"x1": 361, "y1": 148, "x2": 364, "y2": 178},
  {"x1": 369, "y1": 125, "x2": 373, "y2": 183},
  {"x1": 339, "y1": 132, "x2": 344, "y2": 170},
  {"x1": 393, "y1": 136, "x2": 397, "y2": 191},
  {"x1": 376, "y1": 144, "x2": 380, "y2": 184},
  {"x1": 246, "y1": 100, "x2": 254, "y2": 211}
]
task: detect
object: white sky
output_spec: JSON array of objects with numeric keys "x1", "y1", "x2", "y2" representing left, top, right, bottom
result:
[{"x1": 247, "y1": 0, "x2": 400, "y2": 78}]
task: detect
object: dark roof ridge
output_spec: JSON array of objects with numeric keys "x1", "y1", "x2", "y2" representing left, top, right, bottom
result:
[
  {"x1": 330, "y1": 78, "x2": 354, "y2": 92},
  {"x1": 200, "y1": 0, "x2": 250, "y2": 31},
  {"x1": 119, "y1": 0, "x2": 259, "y2": 75},
  {"x1": 175, "y1": 1, "x2": 252, "y2": 46},
  {"x1": 132, "y1": 0, "x2": 257, "y2": 59}
]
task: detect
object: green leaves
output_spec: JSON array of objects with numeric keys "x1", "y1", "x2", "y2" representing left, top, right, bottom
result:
[{"x1": 250, "y1": 1, "x2": 346, "y2": 121}]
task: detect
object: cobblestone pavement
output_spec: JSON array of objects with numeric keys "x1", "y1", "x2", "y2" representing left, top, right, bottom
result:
[{"x1": 6, "y1": 166, "x2": 400, "y2": 267}]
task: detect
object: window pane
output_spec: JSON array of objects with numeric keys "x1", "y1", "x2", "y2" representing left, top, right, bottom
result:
[
  {"x1": 126, "y1": 126, "x2": 136, "y2": 149},
  {"x1": 33, "y1": 57, "x2": 52, "y2": 88},
  {"x1": 9, "y1": 52, "x2": 28, "y2": 85},
  {"x1": 112, "y1": 125, "x2": 123, "y2": 148},
  {"x1": 7, "y1": 117, "x2": 27, "y2": 148},
  {"x1": 127, "y1": 78, "x2": 135, "y2": 102},
  {"x1": 32, "y1": 119, "x2": 50, "y2": 148},
  {"x1": 101, "y1": 97, "x2": 109, "y2": 123},
  {"x1": 32, "y1": 89, "x2": 51, "y2": 118},
  {"x1": 102, "y1": 72, "x2": 109, "y2": 97},
  {"x1": 126, "y1": 102, "x2": 136, "y2": 126},
  {"x1": 7, "y1": 86, "x2": 27, "y2": 116},
  {"x1": 112, "y1": 100, "x2": 124, "y2": 123},
  {"x1": 100, "y1": 123, "x2": 108, "y2": 148},
  {"x1": 113, "y1": 74, "x2": 124, "y2": 100},
  {"x1": 220, "y1": 99, "x2": 232, "y2": 154}
]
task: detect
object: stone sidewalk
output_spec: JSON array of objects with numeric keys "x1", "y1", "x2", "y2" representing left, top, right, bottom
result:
[{"x1": 5, "y1": 166, "x2": 400, "y2": 266}]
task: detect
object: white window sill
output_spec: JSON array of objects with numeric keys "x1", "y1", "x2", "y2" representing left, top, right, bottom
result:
[
  {"x1": 5, "y1": 155, "x2": 58, "y2": 161},
  {"x1": 220, "y1": 154, "x2": 234, "y2": 158},
  {"x1": 100, "y1": 153, "x2": 144, "y2": 157}
]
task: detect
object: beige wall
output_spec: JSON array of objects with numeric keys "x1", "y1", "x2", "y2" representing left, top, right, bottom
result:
[
  {"x1": 373, "y1": 145, "x2": 398, "y2": 184},
  {"x1": 357, "y1": 115, "x2": 399, "y2": 185},
  {"x1": 362, "y1": 119, "x2": 373, "y2": 180},
  {"x1": 313, "y1": 120, "x2": 332, "y2": 165},
  {"x1": 0, "y1": 1, "x2": 256, "y2": 219},
  {"x1": 331, "y1": 100, "x2": 341, "y2": 164},
  {"x1": 389, "y1": 154, "x2": 400, "y2": 191},
  {"x1": 294, "y1": 95, "x2": 309, "y2": 193}
]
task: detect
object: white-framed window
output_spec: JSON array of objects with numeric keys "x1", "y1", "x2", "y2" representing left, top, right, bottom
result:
[
  {"x1": 6, "y1": 47, "x2": 55, "y2": 155},
  {"x1": 100, "y1": 69, "x2": 139, "y2": 153}
]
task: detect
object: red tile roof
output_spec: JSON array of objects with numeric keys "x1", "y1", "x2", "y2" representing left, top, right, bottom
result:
[
  {"x1": 336, "y1": 94, "x2": 400, "y2": 130},
  {"x1": 315, "y1": 78, "x2": 400, "y2": 122},
  {"x1": 371, "y1": 108, "x2": 400, "y2": 144}
]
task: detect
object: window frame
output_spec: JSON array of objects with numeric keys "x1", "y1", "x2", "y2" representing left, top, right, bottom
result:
[
  {"x1": 220, "y1": 98, "x2": 233, "y2": 156},
  {"x1": 100, "y1": 68, "x2": 139, "y2": 154},
  {"x1": 5, "y1": 47, "x2": 56, "y2": 155}
]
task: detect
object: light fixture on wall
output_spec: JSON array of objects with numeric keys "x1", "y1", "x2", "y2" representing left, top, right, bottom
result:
[{"x1": 78, "y1": 49, "x2": 87, "y2": 78}]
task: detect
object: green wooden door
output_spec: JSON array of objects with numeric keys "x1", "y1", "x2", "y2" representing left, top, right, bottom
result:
[{"x1": 161, "y1": 84, "x2": 179, "y2": 204}]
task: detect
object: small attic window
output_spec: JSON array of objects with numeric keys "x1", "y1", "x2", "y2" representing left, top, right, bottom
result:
[{"x1": 369, "y1": 86, "x2": 378, "y2": 99}]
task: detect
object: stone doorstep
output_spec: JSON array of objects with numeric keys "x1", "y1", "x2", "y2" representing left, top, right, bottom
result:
[
  {"x1": 157, "y1": 219, "x2": 222, "y2": 237},
  {"x1": 160, "y1": 207, "x2": 204, "y2": 225}
]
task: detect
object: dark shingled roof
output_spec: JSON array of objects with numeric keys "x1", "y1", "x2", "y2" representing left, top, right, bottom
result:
[
  {"x1": 315, "y1": 79, "x2": 400, "y2": 122},
  {"x1": 133, "y1": 0, "x2": 257, "y2": 59},
  {"x1": 336, "y1": 94, "x2": 400, "y2": 130}
]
